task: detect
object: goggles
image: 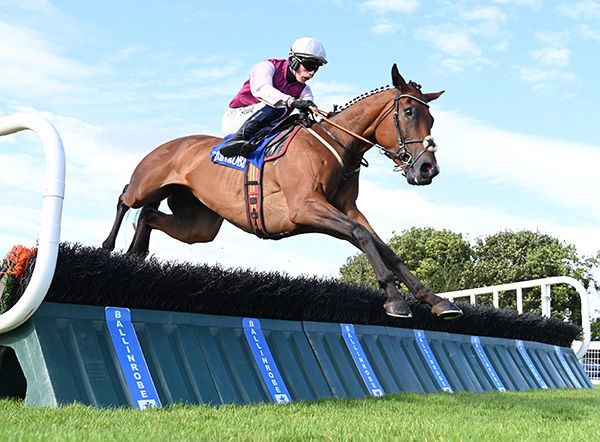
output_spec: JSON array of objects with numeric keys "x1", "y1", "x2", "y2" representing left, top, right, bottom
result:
[{"x1": 299, "y1": 58, "x2": 322, "y2": 72}]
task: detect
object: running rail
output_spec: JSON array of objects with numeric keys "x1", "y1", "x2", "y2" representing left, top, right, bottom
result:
[
  {"x1": 0, "y1": 113, "x2": 65, "y2": 334},
  {"x1": 438, "y1": 276, "x2": 591, "y2": 359}
]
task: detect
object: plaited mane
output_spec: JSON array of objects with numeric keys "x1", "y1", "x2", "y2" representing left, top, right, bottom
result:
[
  {"x1": 332, "y1": 80, "x2": 423, "y2": 114},
  {"x1": 332, "y1": 86, "x2": 391, "y2": 114}
]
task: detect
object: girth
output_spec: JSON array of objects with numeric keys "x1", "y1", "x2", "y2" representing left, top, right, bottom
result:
[{"x1": 243, "y1": 126, "x2": 302, "y2": 239}]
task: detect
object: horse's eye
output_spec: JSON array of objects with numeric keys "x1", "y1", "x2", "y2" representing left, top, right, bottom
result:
[{"x1": 404, "y1": 107, "x2": 415, "y2": 118}]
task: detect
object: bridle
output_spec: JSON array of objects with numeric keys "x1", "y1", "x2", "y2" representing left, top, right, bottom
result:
[
  {"x1": 310, "y1": 90, "x2": 438, "y2": 174},
  {"x1": 374, "y1": 91, "x2": 438, "y2": 173}
]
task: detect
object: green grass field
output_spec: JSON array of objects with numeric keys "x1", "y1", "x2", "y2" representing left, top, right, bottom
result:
[{"x1": 2, "y1": 388, "x2": 599, "y2": 441}]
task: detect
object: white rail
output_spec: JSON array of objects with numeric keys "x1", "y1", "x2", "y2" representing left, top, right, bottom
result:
[
  {"x1": 0, "y1": 113, "x2": 65, "y2": 334},
  {"x1": 438, "y1": 276, "x2": 591, "y2": 359}
]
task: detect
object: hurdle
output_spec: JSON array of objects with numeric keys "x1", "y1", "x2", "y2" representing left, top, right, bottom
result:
[
  {"x1": 0, "y1": 113, "x2": 65, "y2": 334},
  {"x1": 0, "y1": 295, "x2": 591, "y2": 408},
  {"x1": 0, "y1": 113, "x2": 592, "y2": 409}
]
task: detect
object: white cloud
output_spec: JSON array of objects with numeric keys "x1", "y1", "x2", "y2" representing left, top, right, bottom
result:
[
  {"x1": 184, "y1": 62, "x2": 244, "y2": 82},
  {"x1": 434, "y1": 109, "x2": 600, "y2": 221},
  {"x1": 516, "y1": 32, "x2": 574, "y2": 93},
  {"x1": 103, "y1": 44, "x2": 148, "y2": 64},
  {"x1": 515, "y1": 66, "x2": 576, "y2": 94},
  {"x1": 530, "y1": 47, "x2": 571, "y2": 67},
  {"x1": 533, "y1": 31, "x2": 570, "y2": 47},
  {"x1": 492, "y1": 40, "x2": 509, "y2": 52},
  {"x1": 361, "y1": 0, "x2": 419, "y2": 13},
  {"x1": 556, "y1": 0, "x2": 600, "y2": 19},
  {"x1": 357, "y1": 181, "x2": 600, "y2": 257},
  {"x1": 416, "y1": 27, "x2": 491, "y2": 73},
  {"x1": 579, "y1": 24, "x2": 600, "y2": 42},
  {"x1": 417, "y1": 28, "x2": 481, "y2": 57},
  {"x1": 372, "y1": 18, "x2": 399, "y2": 35},
  {"x1": 309, "y1": 80, "x2": 362, "y2": 111},
  {"x1": 462, "y1": 7, "x2": 507, "y2": 23},
  {"x1": 491, "y1": 0, "x2": 541, "y2": 7},
  {"x1": 0, "y1": 22, "x2": 106, "y2": 102}
]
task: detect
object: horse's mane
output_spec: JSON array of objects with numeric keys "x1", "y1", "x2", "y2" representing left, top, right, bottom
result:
[
  {"x1": 333, "y1": 85, "x2": 391, "y2": 114},
  {"x1": 332, "y1": 81, "x2": 423, "y2": 115}
]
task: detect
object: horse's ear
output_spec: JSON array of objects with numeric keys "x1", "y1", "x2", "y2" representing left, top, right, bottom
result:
[
  {"x1": 423, "y1": 90, "x2": 445, "y2": 102},
  {"x1": 391, "y1": 63, "x2": 409, "y2": 92}
]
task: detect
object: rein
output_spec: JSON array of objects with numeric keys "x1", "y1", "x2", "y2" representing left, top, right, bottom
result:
[{"x1": 310, "y1": 91, "x2": 438, "y2": 174}]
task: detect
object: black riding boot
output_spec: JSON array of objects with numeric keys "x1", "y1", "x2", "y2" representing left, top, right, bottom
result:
[
  {"x1": 220, "y1": 106, "x2": 286, "y2": 157},
  {"x1": 219, "y1": 115, "x2": 266, "y2": 157}
]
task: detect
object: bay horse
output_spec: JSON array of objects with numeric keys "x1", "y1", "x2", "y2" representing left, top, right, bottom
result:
[{"x1": 102, "y1": 64, "x2": 463, "y2": 319}]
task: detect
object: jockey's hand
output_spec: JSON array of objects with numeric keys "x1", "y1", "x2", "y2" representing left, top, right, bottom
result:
[{"x1": 291, "y1": 99, "x2": 316, "y2": 111}]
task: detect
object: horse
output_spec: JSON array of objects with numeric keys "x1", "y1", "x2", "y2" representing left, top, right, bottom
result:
[{"x1": 102, "y1": 64, "x2": 463, "y2": 320}]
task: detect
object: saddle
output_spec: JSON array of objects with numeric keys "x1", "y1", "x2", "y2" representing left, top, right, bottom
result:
[{"x1": 210, "y1": 114, "x2": 309, "y2": 238}]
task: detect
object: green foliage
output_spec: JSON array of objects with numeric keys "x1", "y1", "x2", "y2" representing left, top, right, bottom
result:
[
  {"x1": 340, "y1": 227, "x2": 473, "y2": 292},
  {"x1": 339, "y1": 252, "x2": 376, "y2": 289},
  {"x1": 469, "y1": 230, "x2": 588, "y2": 285},
  {"x1": 339, "y1": 228, "x2": 597, "y2": 324},
  {"x1": 592, "y1": 319, "x2": 600, "y2": 340},
  {"x1": 468, "y1": 230, "x2": 593, "y2": 319},
  {"x1": 0, "y1": 274, "x2": 17, "y2": 314}
]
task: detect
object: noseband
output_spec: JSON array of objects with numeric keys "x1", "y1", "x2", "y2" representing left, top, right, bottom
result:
[{"x1": 376, "y1": 91, "x2": 438, "y2": 173}]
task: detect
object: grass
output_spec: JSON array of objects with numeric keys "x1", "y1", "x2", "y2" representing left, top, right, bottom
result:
[{"x1": 2, "y1": 388, "x2": 600, "y2": 441}]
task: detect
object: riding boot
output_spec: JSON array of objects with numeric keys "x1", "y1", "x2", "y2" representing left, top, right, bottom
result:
[
  {"x1": 220, "y1": 106, "x2": 286, "y2": 157},
  {"x1": 219, "y1": 115, "x2": 265, "y2": 157}
]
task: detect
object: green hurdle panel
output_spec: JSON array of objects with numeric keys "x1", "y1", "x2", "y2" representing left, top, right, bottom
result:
[
  {"x1": 0, "y1": 302, "x2": 592, "y2": 408},
  {"x1": 303, "y1": 322, "x2": 405, "y2": 399},
  {"x1": 385, "y1": 328, "x2": 484, "y2": 393},
  {"x1": 0, "y1": 302, "x2": 335, "y2": 407},
  {"x1": 185, "y1": 314, "x2": 332, "y2": 404}
]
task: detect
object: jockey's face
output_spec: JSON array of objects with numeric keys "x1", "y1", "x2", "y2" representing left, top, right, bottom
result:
[{"x1": 294, "y1": 62, "x2": 317, "y2": 84}]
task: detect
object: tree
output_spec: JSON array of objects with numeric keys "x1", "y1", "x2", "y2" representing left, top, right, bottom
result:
[
  {"x1": 468, "y1": 230, "x2": 593, "y2": 321},
  {"x1": 339, "y1": 228, "x2": 597, "y2": 327},
  {"x1": 339, "y1": 227, "x2": 473, "y2": 293}
]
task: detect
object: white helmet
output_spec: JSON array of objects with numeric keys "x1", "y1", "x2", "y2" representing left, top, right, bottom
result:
[{"x1": 289, "y1": 37, "x2": 327, "y2": 66}]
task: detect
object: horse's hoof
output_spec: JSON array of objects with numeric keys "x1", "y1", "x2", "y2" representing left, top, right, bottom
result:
[
  {"x1": 384, "y1": 299, "x2": 413, "y2": 318},
  {"x1": 431, "y1": 299, "x2": 463, "y2": 320}
]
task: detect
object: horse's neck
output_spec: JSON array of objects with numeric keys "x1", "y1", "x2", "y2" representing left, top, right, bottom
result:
[{"x1": 330, "y1": 92, "x2": 390, "y2": 152}]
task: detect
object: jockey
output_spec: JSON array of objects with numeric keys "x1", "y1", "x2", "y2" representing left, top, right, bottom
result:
[{"x1": 219, "y1": 37, "x2": 327, "y2": 157}]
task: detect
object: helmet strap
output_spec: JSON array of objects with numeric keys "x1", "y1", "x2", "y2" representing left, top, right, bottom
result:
[
  {"x1": 289, "y1": 56, "x2": 301, "y2": 72},
  {"x1": 287, "y1": 57, "x2": 299, "y2": 83}
]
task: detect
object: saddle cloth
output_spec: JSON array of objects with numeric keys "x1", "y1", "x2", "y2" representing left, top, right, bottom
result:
[{"x1": 210, "y1": 125, "x2": 300, "y2": 171}]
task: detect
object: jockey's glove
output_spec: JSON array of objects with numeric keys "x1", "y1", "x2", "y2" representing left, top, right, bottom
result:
[{"x1": 290, "y1": 99, "x2": 316, "y2": 111}]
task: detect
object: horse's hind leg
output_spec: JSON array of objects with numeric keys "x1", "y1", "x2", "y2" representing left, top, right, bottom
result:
[
  {"x1": 102, "y1": 185, "x2": 130, "y2": 251},
  {"x1": 128, "y1": 186, "x2": 224, "y2": 256},
  {"x1": 127, "y1": 201, "x2": 160, "y2": 256}
]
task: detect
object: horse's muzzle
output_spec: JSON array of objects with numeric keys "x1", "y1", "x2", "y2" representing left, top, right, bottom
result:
[{"x1": 407, "y1": 161, "x2": 439, "y2": 185}]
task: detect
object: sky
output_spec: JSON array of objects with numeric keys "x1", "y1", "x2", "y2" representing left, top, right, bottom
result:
[{"x1": 1, "y1": 0, "x2": 600, "y2": 285}]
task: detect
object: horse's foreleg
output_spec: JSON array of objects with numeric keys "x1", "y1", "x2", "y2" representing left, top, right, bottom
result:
[
  {"x1": 102, "y1": 185, "x2": 130, "y2": 251},
  {"x1": 344, "y1": 207, "x2": 462, "y2": 319},
  {"x1": 291, "y1": 200, "x2": 412, "y2": 318},
  {"x1": 373, "y1": 238, "x2": 463, "y2": 319},
  {"x1": 351, "y1": 225, "x2": 414, "y2": 317}
]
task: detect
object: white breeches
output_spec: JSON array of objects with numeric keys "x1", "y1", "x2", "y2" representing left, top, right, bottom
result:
[{"x1": 220, "y1": 102, "x2": 266, "y2": 136}]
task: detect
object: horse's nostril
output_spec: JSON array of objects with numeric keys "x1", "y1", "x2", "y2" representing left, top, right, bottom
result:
[
  {"x1": 421, "y1": 163, "x2": 433, "y2": 177},
  {"x1": 420, "y1": 162, "x2": 439, "y2": 179}
]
